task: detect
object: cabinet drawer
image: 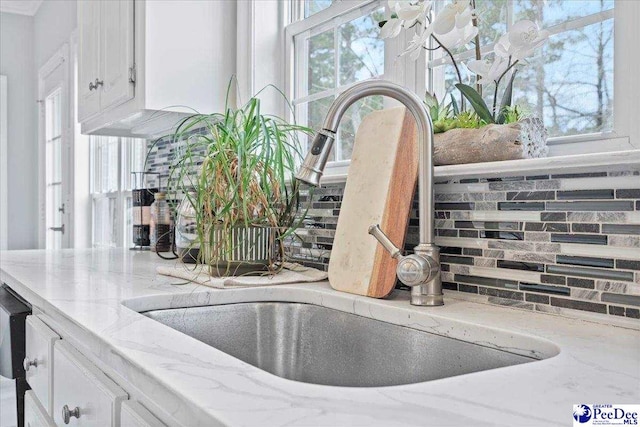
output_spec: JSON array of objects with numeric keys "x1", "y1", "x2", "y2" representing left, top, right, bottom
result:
[
  {"x1": 25, "y1": 390, "x2": 57, "y2": 427},
  {"x1": 121, "y1": 401, "x2": 165, "y2": 427},
  {"x1": 53, "y1": 341, "x2": 127, "y2": 426},
  {"x1": 25, "y1": 315, "x2": 60, "y2": 415}
]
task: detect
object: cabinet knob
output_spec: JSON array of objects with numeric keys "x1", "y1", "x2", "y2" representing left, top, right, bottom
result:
[
  {"x1": 62, "y1": 405, "x2": 81, "y2": 424},
  {"x1": 89, "y1": 78, "x2": 104, "y2": 91},
  {"x1": 23, "y1": 357, "x2": 37, "y2": 372}
]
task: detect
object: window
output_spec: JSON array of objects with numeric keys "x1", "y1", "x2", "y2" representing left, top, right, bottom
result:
[
  {"x1": 286, "y1": 0, "x2": 634, "y2": 172},
  {"x1": 288, "y1": 1, "x2": 386, "y2": 166},
  {"x1": 430, "y1": 0, "x2": 614, "y2": 140},
  {"x1": 90, "y1": 136, "x2": 146, "y2": 247},
  {"x1": 304, "y1": 0, "x2": 334, "y2": 18}
]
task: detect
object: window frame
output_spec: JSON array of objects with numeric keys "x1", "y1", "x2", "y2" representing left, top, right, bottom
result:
[
  {"x1": 286, "y1": 0, "x2": 396, "y2": 176},
  {"x1": 89, "y1": 136, "x2": 146, "y2": 248},
  {"x1": 285, "y1": 0, "x2": 639, "y2": 181}
]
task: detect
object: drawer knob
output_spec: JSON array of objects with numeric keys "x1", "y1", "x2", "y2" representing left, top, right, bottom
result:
[
  {"x1": 23, "y1": 357, "x2": 37, "y2": 372},
  {"x1": 62, "y1": 405, "x2": 80, "y2": 424}
]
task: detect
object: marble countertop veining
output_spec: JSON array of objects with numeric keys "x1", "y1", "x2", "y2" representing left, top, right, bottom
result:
[{"x1": 1, "y1": 248, "x2": 639, "y2": 427}]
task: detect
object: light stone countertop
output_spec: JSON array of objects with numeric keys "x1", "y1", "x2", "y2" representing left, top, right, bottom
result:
[{"x1": 1, "y1": 248, "x2": 639, "y2": 427}]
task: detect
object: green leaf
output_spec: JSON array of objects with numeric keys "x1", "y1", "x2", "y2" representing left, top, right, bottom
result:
[
  {"x1": 496, "y1": 69, "x2": 517, "y2": 124},
  {"x1": 430, "y1": 106, "x2": 439, "y2": 122},
  {"x1": 424, "y1": 91, "x2": 439, "y2": 122},
  {"x1": 424, "y1": 91, "x2": 438, "y2": 109},
  {"x1": 455, "y1": 83, "x2": 494, "y2": 124},
  {"x1": 450, "y1": 93, "x2": 459, "y2": 116}
]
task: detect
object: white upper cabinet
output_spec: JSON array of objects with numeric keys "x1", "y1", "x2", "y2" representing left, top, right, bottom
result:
[
  {"x1": 78, "y1": 0, "x2": 101, "y2": 121},
  {"x1": 77, "y1": 0, "x2": 236, "y2": 138},
  {"x1": 100, "y1": 0, "x2": 135, "y2": 112}
]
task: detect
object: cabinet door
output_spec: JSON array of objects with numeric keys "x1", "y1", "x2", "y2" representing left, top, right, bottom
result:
[
  {"x1": 77, "y1": 0, "x2": 101, "y2": 121},
  {"x1": 25, "y1": 391, "x2": 57, "y2": 427},
  {"x1": 52, "y1": 342, "x2": 127, "y2": 426},
  {"x1": 24, "y1": 315, "x2": 60, "y2": 416},
  {"x1": 121, "y1": 401, "x2": 165, "y2": 427},
  {"x1": 100, "y1": 0, "x2": 135, "y2": 112}
]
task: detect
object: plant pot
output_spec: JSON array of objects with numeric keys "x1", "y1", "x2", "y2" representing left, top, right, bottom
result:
[
  {"x1": 433, "y1": 117, "x2": 548, "y2": 165},
  {"x1": 201, "y1": 225, "x2": 275, "y2": 276}
]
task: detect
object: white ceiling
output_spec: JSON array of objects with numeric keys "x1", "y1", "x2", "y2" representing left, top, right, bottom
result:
[{"x1": 0, "y1": 0, "x2": 43, "y2": 16}]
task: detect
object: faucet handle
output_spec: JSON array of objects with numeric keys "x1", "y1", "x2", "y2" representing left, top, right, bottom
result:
[
  {"x1": 368, "y1": 225, "x2": 402, "y2": 259},
  {"x1": 369, "y1": 224, "x2": 439, "y2": 288}
]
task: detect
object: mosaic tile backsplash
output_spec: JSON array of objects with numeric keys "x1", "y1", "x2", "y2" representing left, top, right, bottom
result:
[
  {"x1": 287, "y1": 171, "x2": 640, "y2": 320},
  {"x1": 145, "y1": 133, "x2": 197, "y2": 190}
]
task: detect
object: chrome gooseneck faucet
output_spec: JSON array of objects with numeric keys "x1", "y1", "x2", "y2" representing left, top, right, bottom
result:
[{"x1": 295, "y1": 79, "x2": 443, "y2": 306}]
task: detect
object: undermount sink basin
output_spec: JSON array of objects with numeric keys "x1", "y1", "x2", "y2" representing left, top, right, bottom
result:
[{"x1": 143, "y1": 302, "x2": 541, "y2": 387}]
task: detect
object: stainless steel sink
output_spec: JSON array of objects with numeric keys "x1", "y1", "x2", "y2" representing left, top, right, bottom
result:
[{"x1": 143, "y1": 302, "x2": 538, "y2": 387}]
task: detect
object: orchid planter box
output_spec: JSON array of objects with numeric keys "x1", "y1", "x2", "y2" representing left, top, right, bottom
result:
[{"x1": 433, "y1": 117, "x2": 548, "y2": 166}]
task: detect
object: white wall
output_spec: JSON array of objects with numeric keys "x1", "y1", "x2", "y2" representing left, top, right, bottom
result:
[
  {"x1": 0, "y1": 2, "x2": 78, "y2": 250},
  {"x1": 34, "y1": 0, "x2": 77, "y2": 69},
  {"x1": 0, "y1": 12, "x2": 37, "y2": 250}
]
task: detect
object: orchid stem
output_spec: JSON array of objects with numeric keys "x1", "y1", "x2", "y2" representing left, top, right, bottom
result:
[
  {"x1": 471, "y1": 0, "x2": 482, "y2": 96},
  {"x1": 432, "y1": 35, "x2": 465, "y2": 110},
  {"x1": 492, "y1": 57, "x2": 519, "y2": 120}
]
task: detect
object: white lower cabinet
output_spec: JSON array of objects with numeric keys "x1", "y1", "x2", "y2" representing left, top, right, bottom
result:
[
  {"x1": 120, "y1": 401, "x2": 165, "y2": 427},
  {"x1": 52, "y1": 341, "x2": 128, "y2": 426},
  {"x1": 23, "y1": 315, "x2": 168, "y2": 427},
  {"x1": 25, "y1": 315, "x2": 61, "y2": 415},
  {"x1": 25, "y1": 390, "x2": 57, "y2": 427}
]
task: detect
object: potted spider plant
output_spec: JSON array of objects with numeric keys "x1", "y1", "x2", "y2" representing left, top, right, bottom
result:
[{"x1": 165, "y1": 87, "x2": 310, "y2": 276}]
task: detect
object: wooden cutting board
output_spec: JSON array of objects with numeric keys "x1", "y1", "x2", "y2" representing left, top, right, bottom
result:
[{"x1": 328, "y1": 106, "x2": 418, "y2": 298}]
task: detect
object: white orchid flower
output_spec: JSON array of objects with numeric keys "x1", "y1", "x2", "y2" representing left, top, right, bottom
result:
[
  {"x1": 393, "y1": 0, "x2": 430, "y2": 27},
  {"x1": 494, "y1": 34, "x2": 511, "y2": 58},
  {"x1": 495, "y1": 20, "x2": 549, "y2": 60},
  {"x1": 454, "y1": 5, "x2": 473, "y2": 29},
  {"x1": 381, "y1": 18, "x2": 404, "y2": 39},
  {"x1": 467, "y1": 57, "x2": 508, "y2": 84},
  {"x1": 432, "y1": 1, "x2": 472, "y2": 35},
  {"x1": 435, "y1": 19, "x2": 478, "y2": 49},
  {"x1": 381, "y1": 1, "x2": 431, "y2": 40},
  {"x1": 402, "y1": 25, "x2": 434, "y2": 60}
]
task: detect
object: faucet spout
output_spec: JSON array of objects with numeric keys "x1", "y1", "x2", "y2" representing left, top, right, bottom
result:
[{"x1": 295, "y1": 79, "x2": 443, "y2": 306}]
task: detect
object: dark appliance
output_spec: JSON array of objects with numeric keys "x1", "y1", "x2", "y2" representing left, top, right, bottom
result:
[{"x1": 0, "y1": 284, "x2": 31, "y2": 427}]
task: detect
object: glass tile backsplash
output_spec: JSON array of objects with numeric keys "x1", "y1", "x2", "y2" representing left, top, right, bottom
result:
[{"x1": 287, "y1": 171, "x2": 640, "y2": 320}]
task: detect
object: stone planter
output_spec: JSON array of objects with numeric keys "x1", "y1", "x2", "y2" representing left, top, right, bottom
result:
[{"x1": 433, "y1": 117, "x2": 548, "y2": 166}]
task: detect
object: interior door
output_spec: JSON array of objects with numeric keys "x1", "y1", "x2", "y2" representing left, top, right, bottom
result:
[
  {"x1": 40, "y1": 49, "x2": 72, "y2": 249},
  {"x1": 100, "y1": 0, "x2": 134, "y2": 112},
  {"x1": 77, "y1": 0, "x2": 101, "y2": 121}
]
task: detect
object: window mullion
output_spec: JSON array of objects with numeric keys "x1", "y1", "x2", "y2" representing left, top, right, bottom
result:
[
  {"x1": 333, "y1": 24, "x2": 342, "y2": 161},
  {"x1": 117, "y1": 137, "x2": 124, "y2": 247}
]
